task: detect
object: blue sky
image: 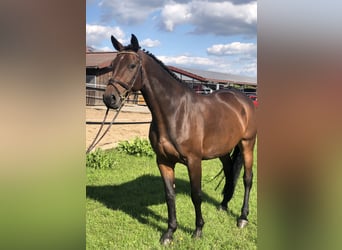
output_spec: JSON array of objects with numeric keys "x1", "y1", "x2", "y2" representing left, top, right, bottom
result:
[{"x1": 86, "y1": 0, "x2": 257, "y2": 78}]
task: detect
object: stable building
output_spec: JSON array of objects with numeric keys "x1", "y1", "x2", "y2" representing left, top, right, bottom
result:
[{"x1": 86, "y1": 51, "x2": 257, "y2": 106}]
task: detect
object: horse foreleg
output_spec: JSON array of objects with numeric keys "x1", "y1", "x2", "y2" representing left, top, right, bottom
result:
[
  {"x1": 237, "y1": 138, "x2": 255, "y2": 228},
  {"x1": 158, "y1": 160, "x2": 177, "y2": 245},
  {"x1": 187, "y1": 157, "x2": 204, "y2": 238}
]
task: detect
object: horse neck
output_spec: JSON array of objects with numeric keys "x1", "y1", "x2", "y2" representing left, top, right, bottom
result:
[{"x1": 140, "y1": 53, "x2": 193, "y2": 130}]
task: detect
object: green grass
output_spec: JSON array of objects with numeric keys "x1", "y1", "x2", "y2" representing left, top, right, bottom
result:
[{"x1": 86, "y1": 148, "x2": 257, "y2": 249}]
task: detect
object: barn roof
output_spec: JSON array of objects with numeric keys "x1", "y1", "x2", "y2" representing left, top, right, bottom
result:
[
  {"x1": 86, "y1": 52, "x2": 116, "y2": 69},
  {"x1": 86, "y1": 51, "x2": 256, "y2": 85},
  {"x1": 175, "y1": 67, "x2": 257, "y2": 85},
  {"x1": 168, "y1": 66, "x2": 207, "y2": 82}
]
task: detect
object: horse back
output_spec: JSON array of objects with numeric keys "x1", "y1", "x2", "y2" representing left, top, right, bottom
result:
[
  {"x1": 215, "y1": 89, "x2": 256, "y2": 134},
  {"x1": 195, "y1": 89, "x2": 256, "y2": 158},
  {"x1": 149, "y1": 89, "x2": 256, "y2": 162}
]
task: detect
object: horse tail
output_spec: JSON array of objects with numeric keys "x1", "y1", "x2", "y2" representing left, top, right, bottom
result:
[
  {"x1": 221, "y1": 145, "x2": 244, "y2": 199},
  {"x1": 231, "y1": 145, "x2": 240, "y2": 164},
  {"x1": 231, "y1": 145, "x2": 243, "y2": 184}
]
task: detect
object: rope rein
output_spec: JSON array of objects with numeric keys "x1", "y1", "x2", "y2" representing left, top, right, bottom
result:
[
  {"x1": 86, "y1": 108, "x2": 109, "y2": 154},
  {"x1": 86, "y1": 95, "x2": 129, "y2": 154}
]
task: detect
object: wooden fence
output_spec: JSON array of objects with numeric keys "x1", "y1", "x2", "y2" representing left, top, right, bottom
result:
[{"x1": 86, "y1": 84, "x2": 146, "y2": 106}]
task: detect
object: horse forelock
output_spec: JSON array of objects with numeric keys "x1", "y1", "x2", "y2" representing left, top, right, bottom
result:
[{"x1": 123, "y1": 44, "x2": 140, "y2": 51}]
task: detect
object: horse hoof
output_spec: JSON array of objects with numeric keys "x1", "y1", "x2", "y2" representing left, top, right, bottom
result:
[
  {"x1": 237, "y1": 218, "x2": 249, "y2": 228},
  {"x1": 192, "y1": 229, "x2": 203, "y2": 239},
  {"x1": 160, "y1": 238, "x2": 172, "y2": 245},
  {"x1": 160, "y1": 234, "x2": 173, "y2": 245}
]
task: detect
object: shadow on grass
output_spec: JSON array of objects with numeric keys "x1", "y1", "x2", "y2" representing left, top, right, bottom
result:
[{"x1": 86, "y1": 174, "x2": 222, "y2": 234}]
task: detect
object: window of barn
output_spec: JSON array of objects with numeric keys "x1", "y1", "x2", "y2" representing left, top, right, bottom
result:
[{"x1": 86, "y1": 75, "x2": 96, "y2": 87}]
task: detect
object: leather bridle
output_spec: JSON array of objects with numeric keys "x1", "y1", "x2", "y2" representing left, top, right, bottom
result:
[{"x1": 107, "y1": 51, "x2": 143, "y2": 101}]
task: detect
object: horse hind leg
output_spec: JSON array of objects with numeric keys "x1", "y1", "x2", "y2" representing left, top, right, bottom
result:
[
  {"x1": 237, "y1": 137, "x2": 256, "y2": 228},
  {"x1": 219, "y1": 146, "x2": 243, "y2": 211}
]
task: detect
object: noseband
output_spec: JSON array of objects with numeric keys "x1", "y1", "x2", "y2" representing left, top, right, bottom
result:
[{"x1": 107, "y1": 51, "x2": 143, "y2": 100}]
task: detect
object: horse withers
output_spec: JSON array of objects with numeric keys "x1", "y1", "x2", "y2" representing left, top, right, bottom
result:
[{"x1": 103, "y1": 34, "x2": 257, "y2": 245}]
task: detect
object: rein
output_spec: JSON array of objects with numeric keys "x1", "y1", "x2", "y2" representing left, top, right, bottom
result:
[
  {"x1": 86, "y1": 95, "x2": 129, "y2": 154},
  {"x1": 86, "y1": 51, "x2": 143, "y2": 154}
]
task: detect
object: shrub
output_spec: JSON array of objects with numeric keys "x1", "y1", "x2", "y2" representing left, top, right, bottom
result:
[
  {"x1": 117, "y1": 137, "x2": 154, "y2": 157},
  {"x1": 86, "y1": 148, "x2": 116, "y2": 169}
]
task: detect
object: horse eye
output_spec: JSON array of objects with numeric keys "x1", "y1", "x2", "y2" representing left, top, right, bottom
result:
[{"x1": 129, "y1": 64, "x2": 136, "y2": 69}]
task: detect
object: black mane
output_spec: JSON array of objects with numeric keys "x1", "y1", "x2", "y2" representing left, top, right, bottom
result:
[{"x1": 141, "y1": 49, "x2": 191, "y2": 89}]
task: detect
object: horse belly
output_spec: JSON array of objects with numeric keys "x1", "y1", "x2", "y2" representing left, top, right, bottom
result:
[{"x1": 202, "y1": 132, "x2": 240, "y2": 159}]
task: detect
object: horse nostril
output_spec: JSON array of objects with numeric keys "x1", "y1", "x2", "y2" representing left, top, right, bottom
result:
[
  {"x1": 103, "y1": 93, "x2": 120, "y2": 109},
  {"x1": 103, "y1": 94, "x2": 112, "y2": 106}
]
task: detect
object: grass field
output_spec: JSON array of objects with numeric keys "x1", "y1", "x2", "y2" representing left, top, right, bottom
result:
[{"x1": 86, "y1": 148, "x2": 257, "y2": 249}]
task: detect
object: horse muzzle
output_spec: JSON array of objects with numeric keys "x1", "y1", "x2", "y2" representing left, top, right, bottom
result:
[{"x1": 103, "y1": 92, "x2": 121, "y2": 109}]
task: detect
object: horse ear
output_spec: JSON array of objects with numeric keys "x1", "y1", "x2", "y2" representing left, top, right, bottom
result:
[
  {"x1": 111, "y1": 35, "x2": 124, "y2": 51},
  {"x1": 131, "y1": 34, "x2": 140, "y2": 52}
]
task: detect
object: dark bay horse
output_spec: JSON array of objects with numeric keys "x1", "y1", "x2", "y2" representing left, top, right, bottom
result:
[{"x1": 103, "y1": 34, "x2": 257, "y2": 245}]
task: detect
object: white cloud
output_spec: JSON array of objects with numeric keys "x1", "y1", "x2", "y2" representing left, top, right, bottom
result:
[
  {"x1": 157, "y1": 54, "x2": 256, "y2": 77},
  {"x1": 140, "y1": 38, "x2": 161, "y2": 48},
  {"x1": 158, "y1": 55, "x2": 216, "y2": 67},
  {"x1": 242, "y1": 62, "x2": 257, "y2": 76},
  {"x1": 192, "y1": 1, "x2": 257, "y2": 35},
  {"x1": 95, "y1": 0, "x2": 256, "y2": 37},
  {"x1": 95, "y1": 46, "x2": 113, "y2": 52},
  {"x1": 160, "y1": 3, "x2": 192, "y2": 31},
  {"x1": 86, "y1": 26, "x2": 157, "y2": 51},
  {"x1": 207, "y1": 42, "x2": 256, "y2": 56},
  {"x1": 86, "y1": 24, "x2": 125, "y2": 50},
  {"x1": 205, "y1": 61, "x2": 256, "y2": 77},
  {"x1": 205, "y1": 41, "x2": 257, "y2": 76},
  {"x1": 98, "y1": 0, "x2": 162, "y2": 25},
  {"x1": 160, "y1": 1, "x2": 257, "y2": 36}
]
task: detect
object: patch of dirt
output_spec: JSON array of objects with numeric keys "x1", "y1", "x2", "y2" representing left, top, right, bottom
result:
[{"x1": 86, "y1": 105, "x2": 152, "y2": 151}]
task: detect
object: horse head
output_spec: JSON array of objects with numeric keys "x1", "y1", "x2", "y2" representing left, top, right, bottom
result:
[{"x1": 103, "y1": 34, "x2": 143, "y2": 109}]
